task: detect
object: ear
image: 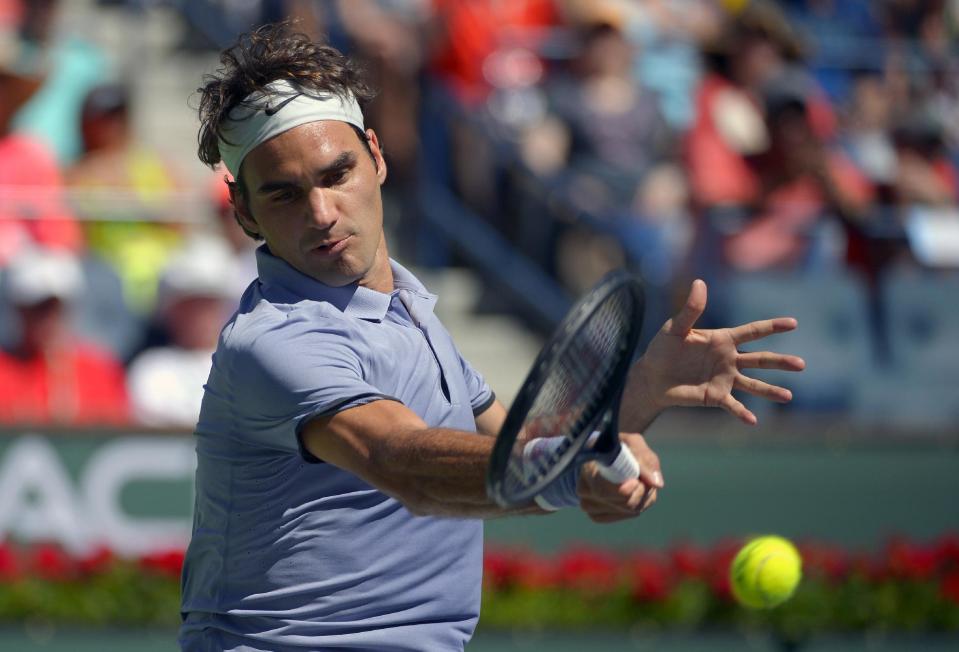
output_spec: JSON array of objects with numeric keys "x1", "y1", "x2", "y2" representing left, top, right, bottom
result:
[
  {"x1": 365, "y1": 129, "x2": 388, "y2": 185},
  {"x1": 227, "y1": 177, "x2": 260, "y2": 237}
]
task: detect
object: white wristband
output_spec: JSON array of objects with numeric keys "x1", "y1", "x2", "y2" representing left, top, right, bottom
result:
[
  {"x1": 523, "y1": 438, "x2": 580, "y2": 510},
  {"x1": 533, "y1": 494, "x2": 560, "y2": 512}
]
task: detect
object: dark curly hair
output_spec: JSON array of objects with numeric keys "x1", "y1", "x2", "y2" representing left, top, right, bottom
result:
[
  {"x1": 197, "y1": 21, "x2": 375, "y2": 169},
  {"x1": 195, "y1": 22, "x2": 376, "y2": 239}
]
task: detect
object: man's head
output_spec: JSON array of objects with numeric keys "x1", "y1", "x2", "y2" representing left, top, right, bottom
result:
[
  {"x1": 4, "y1": 247, "x2": 83, "y2": 354},
  {"x1": 196, "y1": 22, "x2": 390, "y2": 289},
  {"x1": 80, "y1": 82, "x2": 131, "y2": 153},
  {"x1": 158, "y1": 235, "x2": 237, "y2": 351}
]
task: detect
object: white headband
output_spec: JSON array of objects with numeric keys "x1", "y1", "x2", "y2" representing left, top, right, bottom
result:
[{"x1": 217, "y1": 78, "x2": 365, "y2": 177}]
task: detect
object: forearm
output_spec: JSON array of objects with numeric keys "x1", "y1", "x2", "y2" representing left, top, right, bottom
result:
[
  {"x1": 617, "y1": 359, "x2": 666, "y2": 433},
  {"x1": 302, "y1": 403, "x2": 542, "y2": 518},
  {"x1": 368, "y1": 426, "x2": 519, "y2": 517}
]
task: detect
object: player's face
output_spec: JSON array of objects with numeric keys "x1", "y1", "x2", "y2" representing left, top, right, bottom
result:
[{"x1": 233, "y1": 121, "x2": 389, "y2": 289}]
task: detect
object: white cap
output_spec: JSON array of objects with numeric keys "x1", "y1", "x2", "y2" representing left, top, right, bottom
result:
[
  {"x1": 4, "y1": 247, "x2": 84, "y2": 306},
  {"x1": 158, "y1": 235, "x2": 238, "y2": 306},
  {"x1": 0, "y1": 28, "x2": 46, "y2": 77}
]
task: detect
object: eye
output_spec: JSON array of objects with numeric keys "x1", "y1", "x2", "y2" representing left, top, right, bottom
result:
[
  {"x1": 270, "y1": 188, "x2": 300, "y2": 203},
  {"x1": 326, "y1": 168, "x2": 349, "y2": 186}
]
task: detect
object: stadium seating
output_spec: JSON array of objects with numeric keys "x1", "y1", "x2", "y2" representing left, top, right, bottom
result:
[{"x1": 852, "y1": 270, "x2": 959, "y2": 428}]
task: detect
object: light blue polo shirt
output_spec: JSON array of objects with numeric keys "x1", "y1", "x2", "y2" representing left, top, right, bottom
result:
[{"x1": 179, "y1": 246, "x2": 494, "y2": 651}]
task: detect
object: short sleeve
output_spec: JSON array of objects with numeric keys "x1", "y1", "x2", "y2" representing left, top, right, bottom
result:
[
  {"x1": 228, "y1": 314, "x2": 394, "y2": 457},
  {"x1": 455, "y1": 350, "x2": 495, "y2": 416}
]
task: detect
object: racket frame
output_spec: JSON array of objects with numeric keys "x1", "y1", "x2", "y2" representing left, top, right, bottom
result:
[{"x1": 486, "y1": 271, "x2": 645, "y2": 508}]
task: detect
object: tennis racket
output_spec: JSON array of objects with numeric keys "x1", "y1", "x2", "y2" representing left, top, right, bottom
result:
[{"x1": 486, "y1": 270, "x2": 646, "y2": 508}]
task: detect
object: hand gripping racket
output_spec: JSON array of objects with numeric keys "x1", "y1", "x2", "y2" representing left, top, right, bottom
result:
[{"x1": 486, "y1": 271, "x2": 646, "y2": 508}]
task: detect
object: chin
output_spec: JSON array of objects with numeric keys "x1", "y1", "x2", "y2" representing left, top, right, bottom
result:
[{"x1": 320, "y1": 260, "x2": 369, "y2": 287}]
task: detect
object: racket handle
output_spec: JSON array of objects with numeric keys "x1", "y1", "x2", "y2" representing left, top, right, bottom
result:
[{"x1": 597, "y1": 443, "x2": 640, "y2": 483}]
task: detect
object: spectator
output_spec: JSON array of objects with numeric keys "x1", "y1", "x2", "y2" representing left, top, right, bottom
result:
[
  {"x1": 427, "y1": 0, "x2": 562, "y2": 229},
  {"x1": 0, "y1": 0, "x2": 21, "y2": 27},
  {"x1": 66, "y1": 82, "x2": 184, "y2": 314},
  {"x1": 0, "y1": 247, "x2": 129, "y2": 426},
  {"x1": 335, "y1": 0, "x2": 435, "y2": 260},
  {"x1": 686, "y1": 1, "x2": 836, "y2": 209},
  {"x1": 126, "y1": 235, "x2": 237, "y2": 429},
  {"x1": 12, "y1": 0, "x2": 111, "y2": 166},
  {"x1": 175, "y1": 0, "x2": 329, "y2": 51},
  {"x1": 840, "y1": 71, "x2": 898, "y2": 190},
  {"x1": 547, "y1": 22, "x2": 676, "y2": 212},
  {"x1": 560, "y1": 0, "x2": 723, "y2": 130},
  {"x1": 336, "y1": 0, "x2": 432, "y2": 182},
  {"x1": 536, "y1": 20, "x2": 690, "y2": 296},
  {"x1": 891, "y1": 110, "x2": 958, "y2": 208},
  {"x1": 429, "y1": 0, "x2": 561, "y2": 107},
  {"x1": 682, "y1": 2, "x2": 855, "y2": 285},
  {"x1": 876, "y1": 109, "x2": 959, "y2": 271},
  {"x1": 628, "y1": 0, "x2": 722, "y2": 130},
  {"x1": 722, "y1": 72, "x2": 874, "y2": 272},
  {"x1": 0, "y1": 27, "x2": 83, "y2": 265}
]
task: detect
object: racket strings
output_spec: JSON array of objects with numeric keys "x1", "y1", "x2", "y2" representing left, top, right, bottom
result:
[{"x1": 505, "y1": 288, "x2": 635, "y2": 493}]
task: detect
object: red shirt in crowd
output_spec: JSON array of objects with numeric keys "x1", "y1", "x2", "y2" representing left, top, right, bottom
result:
[
  {"x1": 430, "y1": 0, "x2": 560, "y2": 105},
  {"x1": 0, "y1": 340, "x2": 129, "y2": 426},
  {"x1": 0, "y1": 134, "x2": 84, "y2": 265}
]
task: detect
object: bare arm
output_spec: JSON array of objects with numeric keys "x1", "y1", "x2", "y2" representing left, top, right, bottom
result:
[
  {"x1": 302, "y1": 397, "x2": 656, "y2": 522},
  {"x1": 474, "y1": 399, "x2": 508, "y2": 438},
  {"x1": 300, "y1": 399, "x2": 540, "y2": 519}
]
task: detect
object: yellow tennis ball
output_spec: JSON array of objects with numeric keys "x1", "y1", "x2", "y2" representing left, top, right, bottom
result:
[{"x1": 730, "y1": 535, "x2": 802, "y2": 609}]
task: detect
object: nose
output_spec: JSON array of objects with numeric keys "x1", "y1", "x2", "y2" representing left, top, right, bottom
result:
[{"x1": 306, "y1": 188, "x2": 338, "y2": 230}]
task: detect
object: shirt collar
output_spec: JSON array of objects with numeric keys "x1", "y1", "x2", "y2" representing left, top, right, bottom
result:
[{"x1": 254, "y1": 245, "x2": 436, "y2": 321}]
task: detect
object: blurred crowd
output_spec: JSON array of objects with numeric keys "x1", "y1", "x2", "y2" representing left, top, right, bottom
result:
[{"x1": 0, "y1": 0, "x2": 957, "y2": 430}]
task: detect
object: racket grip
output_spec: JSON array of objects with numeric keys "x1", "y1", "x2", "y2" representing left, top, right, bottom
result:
[{"x1": 597, "y1": 443, "x2": 640, "y2": 483}]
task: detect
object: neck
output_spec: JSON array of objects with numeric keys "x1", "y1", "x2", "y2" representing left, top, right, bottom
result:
[{"x1": 357, "y1": 234, "x2": 394, "y2": 294}]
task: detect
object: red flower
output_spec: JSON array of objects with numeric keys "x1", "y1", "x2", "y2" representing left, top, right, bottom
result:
[
  {"x1": 799, "y1": 541, "x2": 849, "y2": 582},
  {"x1": 0, "y1": 541, "x2": 19, "y2": 581},
  {"x1": 29, "y1": 543, "x2": 74, "y2": 581},
  {"x1": 705, "y1": 539, "x2": 742, "y2": 600},
  {"x1": 851, "y1": 551, "x2": 887, "y2": 583},
  {"x1": 557, "y1": 547, "x2": 620, "y2": 595},
  {"x1": 77, "y1": 545, "x2": 116, "y2": 576},
  {"x1": 627, "y1": 551, "x2": 672, "y2": 601},
  {"x1": 933, "y1": 533, "x2": 959, "y2": 571},
  {"x1": 670, "y1": 542, "x2": 708, "y2": 580},
  {"x1": 514, "y1": 552, "x2": 558, "y2": 591},
  {"x1": 483, "y1": 548, "x2": 521, "y2": 590},
  {"x1": 941, "y1": 570, "x2": 959, "y2": 605},
  {"x1": 887, "y1": 538, "x2": 938, "y2": 581},
  {"x1": 139, "y1": 549, "x2": 185, "y2": 579}
]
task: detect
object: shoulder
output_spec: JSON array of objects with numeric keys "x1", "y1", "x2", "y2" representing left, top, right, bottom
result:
[
  {"x1": 228, "y1": 296, "x2": 351, "y2": 346},
  {"x1": 0, "y1": 134, "x2": 58, "y2": 167},
  {"x1": 73, "y1": 340, "x2": 124, "y2": 368},
  {"x1": 219, "y1": 295, "x2": 367, "y2": 373}
]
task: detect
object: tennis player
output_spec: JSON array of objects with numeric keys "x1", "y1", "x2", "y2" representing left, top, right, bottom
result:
[{"x1": 179, "y1": 23, "x2": 804, "y2": 651}]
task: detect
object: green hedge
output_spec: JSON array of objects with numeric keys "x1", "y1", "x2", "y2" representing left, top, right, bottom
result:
[{"x1": 2, "y1": 536, "x2": 958, "y2": 636}]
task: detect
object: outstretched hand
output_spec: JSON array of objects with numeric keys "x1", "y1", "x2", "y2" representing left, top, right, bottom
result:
[{"x1": 626, "y1": 279, "x2": 805, "y2": 427}]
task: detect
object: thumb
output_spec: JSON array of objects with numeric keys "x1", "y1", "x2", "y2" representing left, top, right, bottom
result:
[
  {"x1": 666, "y1": 279, "x2": 707, "y2": 336},
  {"x1": 638, "y1": 459, "x2": 664, "y2": 489}
]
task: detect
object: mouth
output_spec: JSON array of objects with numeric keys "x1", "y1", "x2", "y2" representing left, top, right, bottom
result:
[{"x1": 310, "y1": 235, "x2": 352, "y2": 257}]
